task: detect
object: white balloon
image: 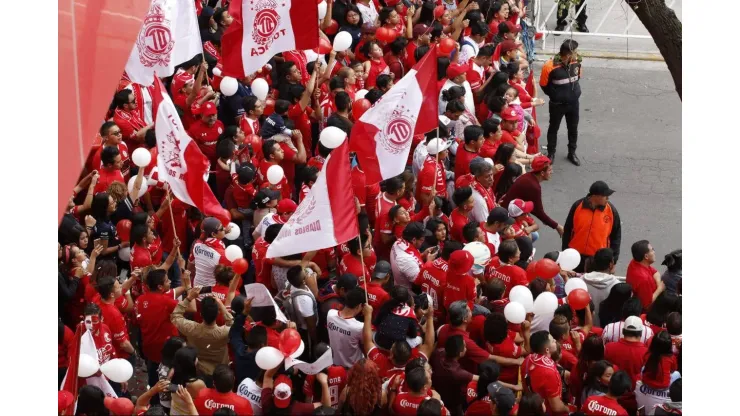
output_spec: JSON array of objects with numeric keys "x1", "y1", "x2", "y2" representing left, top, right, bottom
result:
[
  {"x1": 318, "y1": 1, "x2": 327, "y2": 19},
  {"x1": 533, "y1": 292, "x2": 558, "y2": 316},
  {"x1": 220, "y1": 76, "x2": 238, "y2": 96},
  {"x1": 256, "y1": 346, "x2": 284, "y2": 370},
  {"x1": 564, "y1": 277, "x2": 588, "y2": 295},
  {"x1": 225, "y1": 223, "x2": 241, "y2": 240},
  {"x1": 355, "y1": 89, "x2": 368, "y2": 100},
  {"x1": 78, "y1": 354, "x2": 100, "y2": 378},
  {"x1": 128, "y1": 176, "x2": 149, "y2": 198},
  {"x1": 267, "y1": 165, "x2": 284, "y2": 185},
  {"x1": 212, "y1": 67, "x2": 222, "y2": 77},
  {"x1": 291, "y1": 340, "x2": 305, "y2": 358},
  {"x1": 558, "y1": 248, "x2": 582, "y2": 271},
  {"x1": 504, "y1": 302, "x2": 527, "y2": 324},
  {"x1": 131, "y1": 148, "x2": 152, "y2": 168},
  {"x1": 319, "y1": 126, "x2": 347, "y2": 149},
  {"x1": 225, "y1": 245, "x2": 243, "y2": 262},
  {"x1": 333, "y1": 31, "x2": 353, "y2": 52},
  {"x1": 509, "y1": 285, "x2": 534, "y2": 313},
  {"x1": 251, "y1": 78, "x2": 269, "y2": 101},
  {"x1": 118, "y1": 247, "x2": 131, "y2": 262},
  {"x1": 100, "y1": 358, "x2": 134, "y2": 383}
]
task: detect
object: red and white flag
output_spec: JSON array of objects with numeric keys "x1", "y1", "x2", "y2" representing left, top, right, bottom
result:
[
  {"x1": 221, "y1": 0, "x2": 319, "y2": 78},
  {"x1": 151, "y1": 77, "x2": 231, "y2": 225},
  {"x1": 125, "y1": 0, "x2": 203, "y2": 86},
  {"x1": 266, "y1": 139, "x2": 358, "y2": 258},
  {"x1": 350, "y1": 48, "x2": 439, "y2": 185}
]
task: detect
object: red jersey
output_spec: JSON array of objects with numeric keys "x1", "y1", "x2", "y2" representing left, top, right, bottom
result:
[
  {"x1": 135, "y1": 291, "x2": 179, "y2": 363},
  {"x1": 240, "y1": 115, "x2": 261, "y2": 137},
  {"x1": 527, "y1": 354, "x2": 564, "y2": 415},
  {"x1": 130, "y1": 243, "x2": 154, "y2": 270},
  {"x1": 436, "y1": 325, "x2": 490, "y2": 372},
  {"x1": 94, "y1": 167, "x2": 126, "y2": 194},
  {"x1": 339, "y1": 253, "x2": 372, "y2": 284},
  {"x1": 365, "y1": 281, "x2": 390, "y2": 319},
  {"x1": 303, "y1": 366, "x2": 347, "y2": 409},
  {"x1": 479, "y1": 138, "x2": 501, "y2": 159},
  {"x1": 419, "y1": 258, "x2": 448, "y2": 322},
  {"x1": 454, "y1": 146, "x2": 480, "y2": 179},
  {"x1": 89, "y1": 323, "x2": 117, "y2": 365},
  {"x1": 583, "y1": 395, "x2": 628, "y2": 416},
  {"x1": 287, "y1": 104, "x2": 313, "y2": 156},
  {"x1": 365, "y1": 58, "x2": 390, "y2": 88},
  {"x1": 467, "y1": 62, "x2": 486, "y2": 93},
  {"x1": 367, "y1": 346, "x2": 405, "y2": 382},
  {"x1": 95, "y1": 300, "x2": 130, "y2": 359},
  {"x1": 194, "y1": 388, "x2": 254, "y2": 416},
  {"x1": 641, "y1": 355, "x2": 677, "y2": 390},
  {"x1": 188, "y1": 120, "x2": 225, "y2": 163},
  {"x1": 486, "y1": 330, "x2": 522, "y2": 385},
  {"x1": 174, "y1": 94, "x2": 197, "y2": 129},
  {"x1": 246, "y1": 321, "x2": 281, "y2": 349},
  {"x1": 92, "y1": 143, "x2": 132, "y2": 177},
  {"x1": 485, "y1": 264, "x2": 528, "y2": 298},
  {"x1": 604, "y1": 339, "x2": 648, "y2": 389},
  {"x1": 373, "y1": 193, "x2": 398, "y2": 260},
  {"x1": 444, "y1": 272, "x2": 476, "y2": 311},
  {"x1": 113, "y1": 108, "x2": 147, "y2": 149},
  {"x1": 626, "y1": 260, "x2": 659, "y2": 309},
  {"x1": 450, "y1": 209, "x2": 470, "y2": 242},
  {"x1": 392, "y1": 393, "x2": 449, "y2": 416},
  {"x1": 252, "y1": 238, "x2": 274, "y2": 293},
  {"x1": 417, "y1": 156, "x2": 448, "y2": 200}
]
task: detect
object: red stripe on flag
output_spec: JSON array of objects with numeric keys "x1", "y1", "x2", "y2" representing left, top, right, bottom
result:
[
  {"x1": 325, "y1": 140, "x2": 359, "y2": 245},
  {"x1": 221, "y1": 0, "x2": 245, "y2": 78},
  {"x1": 289, "y1": 0, "x2": 320, "y2": 50},
  {"x1": 349, "y1": 122, "x2": 383, "y2": 185},
  {"x1": 412, "y1": 47, "x2": 439, "y2": 135}
]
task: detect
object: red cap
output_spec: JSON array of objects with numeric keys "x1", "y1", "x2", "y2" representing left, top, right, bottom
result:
[
  {"x1": 505, "y1": 21, "x2": 522, "y2": 33},
  {"x1": 449, "y1": 250, "x2": 475, "y2": 275},
  {"x1": 509, "y1": 199, "x2": 534, "y2": 216},
  {"x1": 201, "y1": 101, "x2": 218, "y2": 116},
  {"x1": 171, "y1": 71, "x2": 194, "y2": 94},
  {"x1": 273, "y1": 374, "x2": 293, "y2": 408},
  {"x1": 500, "y1": 106, "x2": 519, "y2": 121},
  {"x1": 413, "y1": 24, "x2": 430, "y2": 38},
  {"x1": 58, "y1": 390, "x2": 74, "y2": 413},
  {"x1": 434, "y1": 5, "x2": 445, "y2": 19},
  {"x1": 446, "y1": 63, "x2": 469, "y2": 79},
  {"x1": 277, "y1": 199, "x2": 298, "y2": 214},
  {"x1": 104, "y1": 397, "x2": 135, "y2": 416},
  {"x1": 499, "y1": 40, "x2": 519, "y2": 54},
  {"x1": 531, "y1": 156, "x2": 551, "y2": 173}
]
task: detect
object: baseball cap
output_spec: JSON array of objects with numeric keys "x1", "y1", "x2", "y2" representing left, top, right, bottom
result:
[
  {"x1": 500, "y1": 107, "x2": 519, "y2": 121},
  {"x1": 499, "y1": 40, "x2": 519, "y2": 54},
  {"x1": 403, "y1": 222, "x2": 433, "y2": 241},
  {"x1": 172, "y1": 71, "x2": 194, "y2": 93},
  {"x1": 277, "y1": 199, "x2": 298, "y2": 214},
  {"x1": 413, "y1": 23, "x2": 430, "y2": 38},
  {"x1": 488, "y1": 206, "x2": 515, "y2": 225},
  {"x1": 202, "y1": 217, "x2": 223, "y2": 237},
  {"x1": 589, "y1": 180, "x2": 616, "y2": 196},
  {"x1": 273, "y1": 374, "x2": 293, "y2": 408},
  {"x1": 505, "y1": 21, "x2": 522, "y2": 33},
  {"x1": 58, "y1": 390, "x2": 74, "y2": 413},
  {"x1": 446, "y1": 63, "x2": 469, "y2": 79},
  {"x1": 426, "y1": 138, "x2": 451, "y2": 155},
  {"x1": 449, "y1": 250, "x2": 475, "y2": 275},
  {"x1": 255, "y1": 188, "x2": 280, "y2": 207},
  {"x1": 362, "y1": 23, "x2": 378, "y2": 34},
  {"x1": 463, "y1": 241, "x2": 491, "y2": 266},
  {"x1": 373, "y1": 260, "x2": 391, "y2": 279},
  {"x1": 438, "y1": 115, "x2": 451, "y2": 126},
  {"x1": 337, "y1": 273, "x2": 359, "y2": 291},
  {"x1": 531, "y1": 155, "x2": 551, "y2": 173},
  {"x1": 508, "y1": 199, "x2": 534, "y2": 217},
  {"x1": 625, "y1": 316, "x2": 645, "y2": 332},
  {"x1": 104, "y1": 397, "x2": 135, "y2": 416},
  {"x1": 487, "y1": 382, "x2": 516, "y2": 414},
  {"x1": 201, "y1": 101, "x2": 218, "y2": 116}
]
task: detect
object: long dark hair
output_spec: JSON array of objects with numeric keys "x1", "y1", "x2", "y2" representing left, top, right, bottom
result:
[
  {"x1": 171, "y1": 346, "x2": 200, "y2": 385},
  {"x1": 575, "y1": 334, "x2": 605, "y2": 378},
  {"x1": 91, "y1": 192, "x2": 112, "y2": 222},
  {"x1": 598, "y1": 283, "x2": 633, "y2": 327},
  {"x1": 645, "y1": 292, "x2": 681, "y2": 328},
  {"x1": 644, "y1": 331, "x2": 672, "y2": 377},
  {"x1": 161, "y1": 337, "x2": 186, "y2": 368},
  {"x1": 342, "y1": 4, "x2": 364, "y2": 28},
  {"x1": 583, "y1": 360, "x2": 613, "y2": 394},
  {"x1": 373, "y1": 286, "x2": 413, "y2": 327},
  {"x1": 518, "y1": 393, "x2": 546, "y2": 416},
  {"x1": 480, "y1": 71, "x2": 511, "y2": 103},
  {"x1": 75, "y1": 385, "x2": 109, "y2": 416},
  {"x1": 514, "y1": 236, "x2": 534, "y2": 269},
  {"x1": 424, "y1": 217, "x2": 448, "y2": 248},
  {"x1": 475, "y1": 360, "x2": 501, "y2": 400}
]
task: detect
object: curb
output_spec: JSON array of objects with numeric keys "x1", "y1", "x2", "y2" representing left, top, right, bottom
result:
[{"x1": 536, "y1": 48, "x2": 664, "y2": 62}]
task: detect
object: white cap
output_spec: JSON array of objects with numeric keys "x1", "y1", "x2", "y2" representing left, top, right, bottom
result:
[
  {"x1": 624, "y1": 316, "x2": 644, "y2": 332},
  {"x1": 438, "y1": 115, "x2": 451, "y2": 126},
  {"x1": 463, "y1": 241, "x2": 491, "y2": 266},
  {"x1": 426, "y1": 138, "x2": 451, "y2": 155}
]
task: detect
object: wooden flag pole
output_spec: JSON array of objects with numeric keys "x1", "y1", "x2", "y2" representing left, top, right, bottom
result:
[{"x1": 358, "y1": 233, "x2": 369, "y2": 304}]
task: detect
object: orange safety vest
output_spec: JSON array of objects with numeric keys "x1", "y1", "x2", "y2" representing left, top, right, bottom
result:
[{"x1": 568, "y1": 201, "x2": 614, "y2": 257}]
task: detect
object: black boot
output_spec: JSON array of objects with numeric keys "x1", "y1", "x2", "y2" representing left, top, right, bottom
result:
[
  {"x1": 567, "y1": 152, "x2": 581, "y2": 166},
  {"x1": 547, "y1": 152, "x2": 556, "y2": 163},
  {"x1": 554, "y1": 23, "x2": 566, "y2": 33},
  {"x1": 577, "y1": 23, "x2": 589, "y2": 33}
]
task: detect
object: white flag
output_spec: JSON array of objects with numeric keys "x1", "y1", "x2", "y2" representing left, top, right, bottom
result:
[{"x1": 125, "y1": 0, "x2": 203, "y2": 86}]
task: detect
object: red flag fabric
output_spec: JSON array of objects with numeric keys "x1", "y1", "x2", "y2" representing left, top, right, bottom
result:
[
  {"x1": 349, "y1": 47, "x2": 439, "y2": 185},
  {"x1": 221, "y1": 0, "x2": 320, "y2": 78},
  {"x1": 60, "y1": 324, "x2": 83, "y2": 415},
  {"x1": 151, "y1": 77, "x2": 231, "y2": 226}
]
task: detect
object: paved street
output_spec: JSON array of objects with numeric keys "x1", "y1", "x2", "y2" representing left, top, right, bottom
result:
[{"x1": 530, "y1": 59, "x2": 681, "y2": 275}]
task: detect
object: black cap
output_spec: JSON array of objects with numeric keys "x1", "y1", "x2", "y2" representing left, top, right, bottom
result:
[
  {"x1": 337, "y1": 273, "x2": 359, "y2": 291},
  {"x1": 402, "y1": 222, "x2": 433, "y2": 241},
  {"x1": 201, "y1": 6, "x2": 216, "y2": 17},
  {"x1": 487, "y1": 382, "x2": 516, "y2": 413},
  {"x1": 487, "y1": 207, "x2": 515, "y2": 225},
  {"x1": 254, "y1": 188, "x2": 280, "y2": 207},
  {"x1": 589, "y1": 181, "x2": 615, "y2": 196},
  {"x1": 202, "y1": 217, "x2": 223, "y2": 237},
  {"x1": 372, "y1": 261, "x2": 391, "y2": 279}
]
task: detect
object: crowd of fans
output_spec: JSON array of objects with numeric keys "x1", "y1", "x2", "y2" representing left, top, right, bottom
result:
[{"x1": 57, "y1": 0, "x2": 682, "y2": 415}]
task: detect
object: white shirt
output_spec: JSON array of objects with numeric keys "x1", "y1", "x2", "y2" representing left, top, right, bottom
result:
[
  {"x1": 483, "y1": 229, "x2": 501, "y2": 254},
  {"x1": 391, "y1": 239, "x2": 423, "y2": 289},
  {"x1": 192, "y1": 240, "x2": 225, "y2": 287},
  {"x1": 439, "y1": 79, "x2": 475, "y2": 118},
  {"x1": 458, "y1": 36, "x2": 479, "y2": 63},
  {"x1": 291, "y1": 284, "x2": 317, "y2": 330},
  {"x1": 254, "y1": 214, "x2": 280, "y2": 239},
  {"x1": 469, "y1": 188, "x2": 490, "y2": 224},
  {"x1": 602, "y1": 320, "x2": 654, "y2": 344},
  {"x1": 327, "y1": 309, "x2": 364, "y2": 368},
  {"x1": 357, "y1": 2, "x2": 378, "y2": 25},
  {"x1": 412, "y1": 140, "x2": 429, "y2": 177},
  {"x1": 237, "y1": 378, "x2": 263, "y2": 415},
  {"x1": 531, "y1": 312, "x2": 554, "y2": 334}
]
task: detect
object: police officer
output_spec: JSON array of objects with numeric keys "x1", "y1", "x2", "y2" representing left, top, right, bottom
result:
[{"x1": 539, "y1": 39, "x2": 583, "y2": 166}]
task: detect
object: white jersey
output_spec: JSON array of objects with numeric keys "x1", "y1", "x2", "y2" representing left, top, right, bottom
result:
[
  {"x1": 602, "y1": 320, "x2": 654, "y2": 344},
  {"x1": 327, "y1": 309, "x2": 364, "y2": 368},
  {"x1": 254, "y1": 214, "x2": 281, "y2": 239},
  {"x1": 191, "y1": 239, "x2": 226, "y2": 287},
  {"x1": 237, "y1": 378, "x2": 263, "y2": 415}
]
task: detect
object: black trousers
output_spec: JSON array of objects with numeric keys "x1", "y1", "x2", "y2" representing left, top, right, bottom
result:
[
  {"x1": 557, "y1": 0, "x2": 588, "y2": 26},
  {"x1": 547, "y1": 100, "x2": 580, "y2": 154}
]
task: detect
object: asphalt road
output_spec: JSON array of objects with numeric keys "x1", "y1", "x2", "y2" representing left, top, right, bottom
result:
[{"x1": 529, "y1": 59, "x2": 681, "y2": 275}]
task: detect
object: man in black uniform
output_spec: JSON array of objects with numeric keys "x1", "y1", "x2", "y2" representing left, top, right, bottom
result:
[{"x1": 539, "y1": 39, "x2": 582, "y2": 166}]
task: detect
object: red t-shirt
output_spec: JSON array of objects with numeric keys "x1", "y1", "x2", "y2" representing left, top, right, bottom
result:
[
  {"x1": 583, "y1": 395, "x2": 628, "y2": 416},
  {"x1": 130, "y1": 243, "x2": 154, "y2": 271},
  {"x1": 392, "y1": 393, "x2": 448, "y2": 416},
  {"x1": 174, "y1": 94, "x2": 197, "y2": 129},
  {"x1": 626, "y1": 260, "x2": 659, "y2": 309},
  {"x1": 95, "y1": 300, "x2": 130, "y2": 359},
  {"x1": 450, "y1": 209, "x2": 470, "y2": 242},
  {"x1": 245, "y1": 321, "x2": 281, "y2": 349},
  {"x1": 527, "y1": 354, "x2": 565, "y2": 415},
  {"x1": 365, "y1": 58, "x2": 390, "y2": 88},
  {"x1": 188, "y1": 120, "x2": 225, "y2": 163},
  {"x1": 373, "y1": 193, "x2": 398, "y2": 260},
  {"x1": 419, "y1": 258, "x2": 448, "y2": 322},
  {"x1": 479, "y1": 138, "x2": 501, "y2": 160},
  {"x1": 444, "y1": 272, "x2": 476, "y2": 312},
  {"x1": 486, "y1": 330, "x2": 522, "y2": 385},
  {"x1": 135, "y1": 291, "x2": 179, "y2": 363},
  {"x1": 194, "y1": 388, "x2": 254, "y2": 416},
  {"x1": 94, "y1": 168, "x2": 126, "y2": 194},
  {"x1": 604, "y1": 339, "x2": 648, "y2": 389},
  {"x1": 252, "y1": 238, "x2": 274, "y2": 293},
  {"x1": 485, "y1": 264, "x2": 528, "y2": 298},
  {"x1": 454, "y1": 146, "x2": 480, "y2": 179},
  {"x1": 287, "y1": 104, "x2": 312, "y2": 156},
  {"x1": 417, "y1": 156, "x2": 448, "y2": 200},
  {"x1": 641, "y1": 355, "x2": 677, "y2": 390},
  {"x1": 365, "y1": 281, "x2": 390, "y2": 319},
  {"x1": 367, "y1": 346, "x2": 405, "y2": 382},
  {"x1": 339, "y1": 253, "x2": 372, "y2": 284},
  {"x1": 303, "y1": 366, "x2": 347, "y2": 408},
  {"x1": 92, "y1": 143, "x2": 132, "y2": 177}
]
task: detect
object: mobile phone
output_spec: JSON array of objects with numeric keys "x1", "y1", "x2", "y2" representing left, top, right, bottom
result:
[
  {"x1": 168, "y1": 383, "x2": 180, "y2": 393},
  {"x1": 199, "y1": 286, "x2": 213, "y2": 295}
]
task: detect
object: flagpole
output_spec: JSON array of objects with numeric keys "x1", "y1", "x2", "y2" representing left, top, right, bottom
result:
[
  {"x1": 432, "y1": 126, "x2": 440, "y2": 199},
  {"x1": 165, "y1": 187, "x2": 182, "y2": 262},
  {"x1": 358, "y1": 234, "x2": 369, "y2": 304}
]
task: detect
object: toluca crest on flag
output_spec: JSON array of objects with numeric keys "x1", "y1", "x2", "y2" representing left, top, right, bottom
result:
[
  {"x1": 350, "y1": 47, "x2": 439, "y2": 185},
  {"x1": 125, "y1": 0, "x2": 203, "y2": 86},
  {"x1": 266, "y1": 139, "x2": 358, "y2": 258},
  {"x1": 221, "y1": 0, "x2": 320, "y2": 78},
  {"x1": 151, "y1": 77, "x2": 231, "y2": 226}
]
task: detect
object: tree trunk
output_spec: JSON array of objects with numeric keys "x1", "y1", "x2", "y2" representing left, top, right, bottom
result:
[{"x1": 626, "y1": 0, "x2": 682, "y2": 99}]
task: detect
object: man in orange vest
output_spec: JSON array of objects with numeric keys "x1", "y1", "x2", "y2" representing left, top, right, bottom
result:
[{"x1": 562, "y1": 181, "x2": 622, "y2": 272}]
